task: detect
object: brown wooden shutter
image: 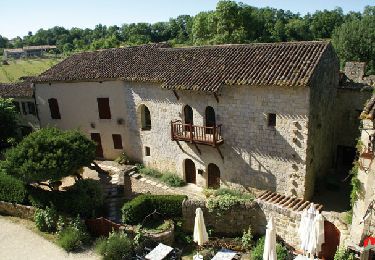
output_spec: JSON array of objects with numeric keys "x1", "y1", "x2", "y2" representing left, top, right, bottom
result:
[
  {"x1": 97, "y1": 98, "x2": 111, "y2": 119},
  {"x1": 112, "y1": 134, "x2": 123, "y2": 149},
  {"x1": 48, "y1": 98, "x2": 61, "y2": 119}
]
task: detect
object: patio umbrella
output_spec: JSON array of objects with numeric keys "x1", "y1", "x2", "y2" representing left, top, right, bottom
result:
[
  {"x1": 314, "y1": 212, "x2": 325, "y2": 255},
  {"x1": 263, "y1": 217, "x2": 277, "y2": 260},
  {"x1": 193, "y1": 208, "x2": 209, "y2": 246}
]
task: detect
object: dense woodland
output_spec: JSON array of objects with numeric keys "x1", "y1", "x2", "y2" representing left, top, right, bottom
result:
[{"x1": 0, "y1": 1, "x2": 374, "y2": 73}]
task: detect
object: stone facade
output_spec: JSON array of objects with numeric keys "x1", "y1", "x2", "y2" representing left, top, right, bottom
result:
[
  {"x1": 349, "y1": 118, "x2": 375, "y2": 247},
  {"x1": 0, "y1": 201, "x2": 36, "y2": 220}
]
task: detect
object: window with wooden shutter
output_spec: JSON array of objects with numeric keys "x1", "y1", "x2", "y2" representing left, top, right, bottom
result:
[
  {"x1": 112, "y1": 134, "x2": 123, "y2": 149},
  {"x1": 21, "y1": 102, "x2": 27, "y2": 115},
  {"x1": 48, "y1": 98, "x2": 61, "y2": 119},
  {"x1": 97, "y1": 98, "x2": 111, "y2": 119}
]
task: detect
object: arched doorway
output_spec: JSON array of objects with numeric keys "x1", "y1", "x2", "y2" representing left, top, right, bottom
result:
[
  {"x1": 184, "y1": 159, "x2": 196, "y2": 184},
  {"x1": 207, "y1": 163, "x2": 220, "y2": 189},
  {"x1": 205, "y1": 106, "x2": 216, "y2": 134},
  {"x1": 319, "y1": 221, "x2": 340, "y2": 260},
  {"x1": 139, "y1": 104, "x2": 151, "y2": 130}
]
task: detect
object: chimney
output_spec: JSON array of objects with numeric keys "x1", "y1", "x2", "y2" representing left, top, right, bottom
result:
[{"x1": 344, "y1": 62, "x2": 366, "y2": 82}]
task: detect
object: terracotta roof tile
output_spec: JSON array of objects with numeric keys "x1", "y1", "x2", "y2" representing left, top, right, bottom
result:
[
  {"x1": 34, "y1": 41, "x2": 331, "y2": 93},
  {"x1": 0, "y1": 82, "x2": 33, "y2": 98}
]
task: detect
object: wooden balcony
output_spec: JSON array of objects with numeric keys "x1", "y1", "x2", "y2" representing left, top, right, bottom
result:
[{"x1": 171, "y1": 120, "x2": 224, "y2": 147}]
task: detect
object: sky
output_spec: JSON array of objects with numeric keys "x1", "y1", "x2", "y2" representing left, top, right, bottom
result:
[{"x1": 1, "y1": 0, "x2": 373, "y2": 38}]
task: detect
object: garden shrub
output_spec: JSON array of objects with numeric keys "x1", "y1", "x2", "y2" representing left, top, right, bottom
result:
[
  {"x1": 34, "y1": 206, "x2": 59, "y2": 232},
  {"x1": 57, "y1": 227, "x2": 84, "y2": 252},
  {"x1": 122, "y1": 194, "x2": 186, "y2": 224},
  {"x1": 115, "y1": 151, "x2": 132, "y2": 165},
  {"x1": 28, "y1": 179, "x2": 104, "y2": 218},
  {"x1": 251, "y1": 237, "x2": 289, "y2": 260},
  {"x1": 334, "y1": 247, "x2": 355, "y2": 260},
  {"x1": 241, "y1": 226, "x2": 253, "y2": 251},
  {"x1": 160, "y1": 172, "x2": 185, "y2": 187},
  {"x1": 139, "y1": 167, "x2": 162, "y2": 178},
  {"x1": 95, "y1": 231, "x2": 134, "y2": 260},
  {"x1": 0, "y1": 173, "x2": 28, "y2": 204},
  {"x1": 57, "y1": 216, "x2": 90, "y2": 252}
]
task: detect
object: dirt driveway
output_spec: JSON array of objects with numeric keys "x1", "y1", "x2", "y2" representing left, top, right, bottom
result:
[{"x1": 0, "y1": 216, "x2": 99, "y2": 260}]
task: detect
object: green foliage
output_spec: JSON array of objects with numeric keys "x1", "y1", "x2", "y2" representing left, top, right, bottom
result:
[
  {"x1": 0, "y1": 98, "x2": 18, "y2": 144},
  {"x1": 241, "y1": 226, "x2": 253, "y2": 251},
  {"x1": 334, "y1": 246, "x2": 355, "y2": 260},
  {"x1": 28, "y1": 179, "x2": 104, "y2": 218},
  {"x1": 0, "y1": 172, "x2": 27, "y2": 203},
  {"x1": 115, "y1": 151, "x2": 132, "y2": 165},
  {"x1": 34, "y1": 206, "x2": 58, "y2": 232},
  {"x1": 332, "y1": 9, "x2": 375, "y2": 74},
  {"x1": 206, "y1": 188, "x2": 254, "y2": 215},
  {"x1": 1, "y1": 127, "x2": 96, "y2": 184},
  {"x1": 139, "y1": 167, "x2": 162, "y2": 178},
  {"x1": 57, "y1": 227, "x2": 85, "y2": 252},
  {"x1": 95, "y1": 231, "x2": 133, "y2": 260},
  {"x1": 160, "y1": 172, "x2": 185, "y2": 187},
  {"x1": 343, "y1": 210, "x2": 353, "y2": 225},
  {"x1": 122, "y1": 194, "x2": 186, "y2": 224},
  {"x1": 349, "y1": 162, "x2": 361, "y2": 206},
  {"x1": 251, "y1": 236, "x2": 289, "y2": 260}
]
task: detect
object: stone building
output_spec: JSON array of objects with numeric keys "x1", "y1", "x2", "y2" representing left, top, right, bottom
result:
[
  {"x1": 3, "y1": 45, "x2": 56, "y2": 59},
  {"x1": 0, "y1": 81, "x2": 40, "y2": 134},
  {"x1": 33, "y1": 41, "x2": 339, "y2": 200}
]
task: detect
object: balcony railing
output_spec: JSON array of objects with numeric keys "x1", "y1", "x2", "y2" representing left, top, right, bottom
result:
[{"x1": 171, "y1": 120, "x2": 224, "y2": 146}]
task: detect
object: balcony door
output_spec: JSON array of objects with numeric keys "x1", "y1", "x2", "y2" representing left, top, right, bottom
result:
[
  {"x1": 184, "y1": 105, "x2": 194, "y2": 132},
  {"x1": 205, "y1": 106, "x2": 216, "y2": 135},
  {"x1": 184, "y1": 159, "x2": 196, "y2": 184},
  {"x1": 207, "y1": 163, "x2": 220, "y2": 189}
]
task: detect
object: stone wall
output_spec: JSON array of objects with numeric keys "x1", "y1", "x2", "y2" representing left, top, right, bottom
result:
[
  {"x1": 305, "y1": 45, "x2": 339, "y2": 200},
  {"x1": 182, "y1": 199, "x2": 265, "y2": 236},
  {"x1": 0, "y1": 201, "x2": 36, "y2": 220}
]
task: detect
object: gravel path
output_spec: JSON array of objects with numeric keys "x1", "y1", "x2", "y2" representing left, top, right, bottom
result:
[{"x1": 0, "y1": 217, "x2": 99, "y2": 260}]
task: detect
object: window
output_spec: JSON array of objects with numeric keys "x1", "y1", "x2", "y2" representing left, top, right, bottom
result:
[
  {"x1": 97, "y1": 98, "x2": 111, "y2": 119},
  {"x1": 145, "y1": 146, "x2": 150, "y2": 156},
  {"x1": 21, "y1": 102, "x2": 27, "y2": 115},
  {"x1": 268, "y1": 113, "x2": 276, "y2": 127},
  {"x1": 140, "y1": 105, "x2": 151, "y2": 130},
  {"x1": 112, "y1": 134, "x2": 123, "y2": 149},
  {"x1": 27, "y1": 102, "x2": 36, "y2": 115},
  {"x1": 48, "y1": 98, "x2": 61, "y2": 119},
  {"x1": 12, "y1": 101, "x2": 20, "y2": 113}
]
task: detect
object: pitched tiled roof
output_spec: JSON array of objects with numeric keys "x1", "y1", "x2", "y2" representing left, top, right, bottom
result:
[
  {"x1": 361, "y1": 95, "x2": 375, "y2": 120},
  {"x1": 34, "y1": 41, "x2": 331, "y2": 93},
  {"x1": 0, "y1": 82, "x2": 33, "y2": 98}
]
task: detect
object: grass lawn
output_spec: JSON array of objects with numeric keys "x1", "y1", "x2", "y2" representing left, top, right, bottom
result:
[{"x1": 0, "y1": 58, "x2": 62, "y2": 83}]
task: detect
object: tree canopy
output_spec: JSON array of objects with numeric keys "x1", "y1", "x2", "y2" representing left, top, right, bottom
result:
[
  {"x1": 0, "y1": 98, "x2": 18, "y2": 145},
  {"x1": 0, "y1": 1, "x2": 374, "y2": 72},
  {"x1": 0, "y1": 128, "x2": 96, "y2": 184}
]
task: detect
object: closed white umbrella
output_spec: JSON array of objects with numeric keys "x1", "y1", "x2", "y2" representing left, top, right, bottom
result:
[
  {"x1": 193, "y1": 208, "x2": 209, "y2": 246},
  {"x1": 263, "y1": 217, "x2": 277, "y2": 260},
  {"x1": 314, "y1": 212, "x2": 325, "y2": 255}
]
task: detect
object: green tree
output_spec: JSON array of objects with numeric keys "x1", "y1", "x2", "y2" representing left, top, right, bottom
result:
[
  {"x1": 332, "y1": 7, "x2": 375, "y2": 73},
  {"x1": 309, "y1": 8, "x2": 344, "y2": 39},
  {"x1": 0, "y1": 98, "x2": 18, "y2": 145},
  {"x1": 0, "y1": 128, "x2": 96, "y2": 184}
]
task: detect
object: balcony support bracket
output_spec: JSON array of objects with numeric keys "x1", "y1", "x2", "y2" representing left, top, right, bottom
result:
[
  {"x1": 213, "y1": 93, "x2": 219, "y2": 103},
  {"x1": 173, "y1": 90, "x2": 180, "y2": 100},
  {"x1": 194, "y1": 142, "x2": 201, "y2": 155},
  {"x1": 216, "y1": 146, "x2": 224, "y2": 160}
]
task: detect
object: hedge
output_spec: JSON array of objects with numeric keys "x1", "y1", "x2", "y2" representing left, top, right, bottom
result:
[
  {"x1": 28, "y1": 179, "x2": 104, "y2": 218},
  {"x1": 122, "y1": 194, "x2": 187, "y2": 224},
  {"x1": 0, "y1": 173, "x2": 28, "y2": 204}
]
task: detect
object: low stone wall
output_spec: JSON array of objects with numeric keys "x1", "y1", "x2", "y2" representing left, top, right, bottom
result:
[
  {"x1": 122, "y1": 222, "x2": 175, "y2": 246},
  {"x1": 182, "y1": 199, "x2": 266, "y2": 236},
  {"x1": 0, "y1": 201, "x2": 36, "y2": 220}
]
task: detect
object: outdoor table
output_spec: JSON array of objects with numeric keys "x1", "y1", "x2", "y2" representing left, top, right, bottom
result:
[
  {"x1": 145, "y1": 243, "x2": 174, "y2": 260},
  {"x1": 211, "y1": 249, "x2": 238, "y2": 260}
]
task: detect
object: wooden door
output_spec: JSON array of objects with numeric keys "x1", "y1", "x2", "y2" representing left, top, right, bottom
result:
[
  {"x1": 185, "y1": 159, "x2": 196, "y2": 184},
  {"x1": 91, "y1": 133, "x2": 104, "y2": 158},
  {"x1": 319, "y1": 221, "x2": 340, "y2": 260},
  {"x1": 208, "y1": 163, "x2": 220, "y2": 189}
]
